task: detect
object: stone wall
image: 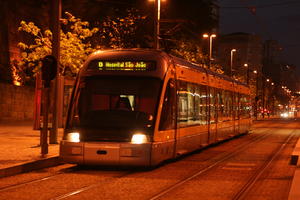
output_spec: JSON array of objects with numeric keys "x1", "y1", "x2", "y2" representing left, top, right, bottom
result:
[{"x1": 0, "y1": 83, "x2": 34, "y2": 121}]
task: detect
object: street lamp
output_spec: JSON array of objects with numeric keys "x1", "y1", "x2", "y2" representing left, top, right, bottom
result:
[
  {"x1": 253, "y1": 70, "x2": 259, "y2": 120},
  {"x1": 244, "y1": 63, "x2": 249, "y2": 85},
  {"x1": 203, "y1": 33, "x2": 216, "y2": 68},
  {"x1": 230, "y1": 49, "x2": 236, "y2": 77},
  {"x1": 154, "y1": 0, "x2": 161, "y2": 49}
]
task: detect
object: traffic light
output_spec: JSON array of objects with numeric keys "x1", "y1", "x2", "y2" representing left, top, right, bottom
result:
[{"x1": 41, "y1": 55, "x2": 57, "y2": 87}]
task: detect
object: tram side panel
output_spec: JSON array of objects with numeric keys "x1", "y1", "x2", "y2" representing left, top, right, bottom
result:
[
  {"x1": 151, "y1": 68, "x2": 177, "y2": 166},
  {"x1": 238, "y1": 93, "x2": 252, "y2": 134},
  {"x1": 174, "y1": 67, "x2": 211, "y2": 156},
  {"x1": 215, "y1": 89, "x2": 235, "y2": 140}
]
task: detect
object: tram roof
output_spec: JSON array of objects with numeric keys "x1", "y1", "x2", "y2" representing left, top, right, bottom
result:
[
  {"x1": 86, "y1": 48, "x2": 170, "y2": 63},
  {"x1": 169, "y1": 54, "x2": 248, "y2": 87},
  {"x1": 83, "y1": 49, "x2": 248, "y2": 87}
]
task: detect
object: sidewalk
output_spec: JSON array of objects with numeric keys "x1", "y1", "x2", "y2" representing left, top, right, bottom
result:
[{"x1": 0, "y1": 121, "x2": 63, "y2": 178}]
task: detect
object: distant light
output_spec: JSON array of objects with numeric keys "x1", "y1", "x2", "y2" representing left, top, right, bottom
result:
[
  {"x1": 13, "y1": 81, "x2": 21, "y2": 86},
  {"x1": 253, "y1": 70, "x2": 257, "y2": 74},
  {"x1": 266, "y1": 79, "x2": 270, "y2": 82},
  {"x1": 203, "y1": 34, "x2": 209, "y2": 38},
  {"x1": 149, "y1": 0, "x2": 166, "y2": 2},
  {"x1": 280, "y1": 112, "x2": 289, "y2": 118}
]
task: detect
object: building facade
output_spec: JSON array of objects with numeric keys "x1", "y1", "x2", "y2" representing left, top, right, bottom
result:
[{"x1": 217, "y1": 32, "x2": 263, "y2": 81}]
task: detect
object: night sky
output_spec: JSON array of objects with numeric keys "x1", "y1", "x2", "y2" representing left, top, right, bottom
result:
[{"x1": 219, "y1": 0, "x2": 300, "y2": 68}]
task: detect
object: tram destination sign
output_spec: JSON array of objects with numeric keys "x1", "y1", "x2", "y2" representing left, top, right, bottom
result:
[{"x1": 88, "y1": 60, "x2": 156, "y2": 71}]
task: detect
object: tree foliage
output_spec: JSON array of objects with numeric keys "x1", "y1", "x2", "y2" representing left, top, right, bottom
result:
[
  {"x1": 13, "y1": 10, "x2": 223, "y2": 85},
  {"x1": 13, "y1": 10, "x2": 152, "y2": 85},
  {"x1": 96, "y1": 8, "x2": 149, "y2": 49},
  {"x1": 15, "y1": 12, "x2": 98, "y2": 84},
  {"x1": 169, "y1": 39, "x2": 224, "y2": 74}
]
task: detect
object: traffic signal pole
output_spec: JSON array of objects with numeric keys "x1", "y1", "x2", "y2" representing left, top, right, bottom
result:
[
  {"x1": 41, "y1": 87, "x2": 49, "y2": 156},
  {"x1": 41, "y1": 55, "x2": 57, "y2": 157},
  {"x1": 50, "y1": 0, "x2": 61, "y2": 144}
]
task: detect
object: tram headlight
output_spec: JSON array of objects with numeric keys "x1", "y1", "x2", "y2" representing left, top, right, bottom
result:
[
  {"x1": 67, "y1": 132, "x2": 80, "y2": 143},
  {"x1": 131, "y1": 133, "x2": 148, "y2": 144}
]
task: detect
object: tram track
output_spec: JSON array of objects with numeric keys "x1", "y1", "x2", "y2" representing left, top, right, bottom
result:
[
  {"x1": 231, "y1": 130, "x2": 296, "y2": 200},
  {"x1": 147, "y1": 129, "x2": 275, "y2": 200},
  {"x1": 147, "y1": 129, "x2": 296, "y2": 200},
  {"x1": 0, "y1": 165, "x2": 79, "y2": 192},
  {"x1": 0, "y1": 127, "x2": 283, "y2": 200},
  {"x1": 46, "y1": 128, "x2": 273, "y2": 200}
]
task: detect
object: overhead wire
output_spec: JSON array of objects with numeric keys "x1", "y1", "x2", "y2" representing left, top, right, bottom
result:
[{"x1": 221, "y1": 1, "x2": 300, "y2": 9}]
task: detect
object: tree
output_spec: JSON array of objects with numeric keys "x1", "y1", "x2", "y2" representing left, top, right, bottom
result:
[
  {"x1": 14, "y1": 12, "x2": 98, "y2": 85},
  {"x1": 14, "y1": 10, "x2": 151, "y2": 85},
  {"x1": 169, "y1": 39, "x2": 224, "y2": 74},
  {"x1": 95, "y1": 8, "x2": 150, "y2": 49}
]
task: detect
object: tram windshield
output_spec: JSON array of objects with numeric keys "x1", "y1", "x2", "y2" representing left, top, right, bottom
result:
[{"x1": 66, "y1": 76, "x2": 162, "y2": 142}]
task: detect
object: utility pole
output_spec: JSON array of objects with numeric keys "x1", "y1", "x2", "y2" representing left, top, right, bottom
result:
[
  {"x1": 50, "y1": 0, "x2": 61, "y2": 144},
  {"x1": 154, "y1": 0, "x2": 160, "y2": 49}
]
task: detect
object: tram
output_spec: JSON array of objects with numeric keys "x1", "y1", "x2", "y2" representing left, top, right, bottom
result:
[{"x1": 59, "y1": 49, "x2": 252, "y2": 166}]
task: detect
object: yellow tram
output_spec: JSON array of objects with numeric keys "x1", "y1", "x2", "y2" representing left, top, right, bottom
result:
[{"x1": 60, "y1": 49, "x2": 251, "y2": 166}]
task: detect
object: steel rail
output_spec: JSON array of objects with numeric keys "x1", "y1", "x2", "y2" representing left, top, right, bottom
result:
[
  {"x1": 148, "y1": 129, "x2": 274, "y2": 200},
  {"x1": 232, "y1": 130, "x2": 296, "y2": 200},
  {"x1": 51, "y1": 171, "x2": 134, "y2": 200},
  {"x1": 0, "y1": 165, "x2": 78, "y2": 192},
  {"x1": 49, "y1": 129, "x2": 271, "y2": 200}
]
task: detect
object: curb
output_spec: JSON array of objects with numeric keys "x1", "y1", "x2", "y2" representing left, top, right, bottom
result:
[
  {"x1": 0, "y1": 156, "x2": 62, "y2": 178},
  {"x1": 289, "y1": 138, "x2": 300, "y2": 200},
  {"x1": 289, "y1": 167, "x2": 300, "y2": 200}
]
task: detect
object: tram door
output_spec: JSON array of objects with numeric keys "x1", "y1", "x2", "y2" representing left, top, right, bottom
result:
[
  {"x1": 233, "y1": 93, "x2": 240, "y2": 135},
  {"x1": 208, "y1": 87, "x2": 217, "y2": 144}
]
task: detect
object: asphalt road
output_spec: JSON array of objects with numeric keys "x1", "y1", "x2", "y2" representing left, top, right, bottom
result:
[{"x1": 0, "y1": 119, "x2": 298, "y2": 200}]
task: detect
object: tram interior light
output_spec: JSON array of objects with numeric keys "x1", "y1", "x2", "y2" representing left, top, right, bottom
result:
[
  {"x1": 67, "y1": 132, "x2": 80, "y2": 142},
  {"x1": 131, "y1": 133, "x2": 148, "y2": 144}
]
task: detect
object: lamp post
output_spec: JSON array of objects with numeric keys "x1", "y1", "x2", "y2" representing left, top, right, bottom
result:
[
  {"x1": 244, "y1": 63, "x2": 249, "y2": 85},
  {"x1": 230, "y1": 49, "x2": 236, "y2": 77},
  {"x1": 261, "y1": 76, "x2": 272, "y2": 119},
  {"x1": 203, "y1": 33, "x2": 216, "y2": 69},
  {"x1": 253, "y1": 70, "x2": 258, "y2": 120},
  {"x1": 154, "y1": 0, "x2": 161, "y2": 49}
]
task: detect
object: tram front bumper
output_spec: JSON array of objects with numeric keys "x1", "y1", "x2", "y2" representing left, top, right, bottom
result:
[{"x1": 59, "y1": 141, "x2": 151, "y2": 166}]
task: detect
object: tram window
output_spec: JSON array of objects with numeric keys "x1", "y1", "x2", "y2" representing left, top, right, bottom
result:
[
  {"x1": 209, "y1": 87, "x2": 216, "y2": 124},
  {"x1": 234, "y1": 93, "x2": 239, "y2": 120},
  {"x1": 178, "y1": 81, "x2": 188, "y2": 126},
  {"x1": 217, "y1": 89, "x2": 224, "y2": 122},
  {"x1": 194, "y1": 86, "x2": 201, "y2": 124},
  {"x1": 159, "y1": 79, "x2": 176, "y2": 130},
  {"x1": 195, "y1": 84, "x2": 207, "y2": 125},
  {"x1": 177, "y1": 81, "x2": 203, "y2": 127},
  {"x1": 71, "y1": 76, "x2": 161, "y2": 130},
  {"x1": 240, "y1": 94, "x2": 251, "y2": 118},
  {"x1": 92, "y1": 95, "x2": 110, "y2": 110},
  {"x1": 199, "y1": 85, "x2": 207, "y2": 125},
  {"x1": 115, "y1": 96, "x2": 133, "y2": 111},
  {"x1": 227, "y1": 91, "x2": 233, "y2": 119},
  {"x1": 187, "y1": 83, "x2": 197, "y2": 125}
]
